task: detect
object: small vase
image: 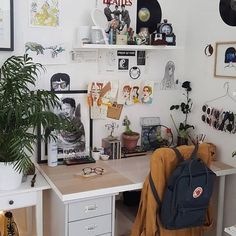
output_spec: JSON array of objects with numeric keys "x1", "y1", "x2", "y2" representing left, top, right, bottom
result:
[{"x1": 177, "y1": 136, "x2": 188, "y2": 146}]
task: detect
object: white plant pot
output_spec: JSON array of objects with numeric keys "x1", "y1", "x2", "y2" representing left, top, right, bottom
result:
[{"x1": 0, "y1": 162, "x2": 23, "y2": 191}]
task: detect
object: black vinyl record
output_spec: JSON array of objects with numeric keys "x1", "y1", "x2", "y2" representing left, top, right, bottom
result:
[
  {"x1": 219, "y1": 0, "x2": 236, "y2": 26},
  {"x1": 136, "y1": 0, "x2": 162, "y2": 34}
]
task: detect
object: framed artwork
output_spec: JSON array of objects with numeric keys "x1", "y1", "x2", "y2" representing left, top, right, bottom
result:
[
  {"x1": 0, "y1": 0, "x2": 14, "y2": 51},
  {"x1": 214, "y1": 41, "x2": 236, "y2": 79},
  {"x1": 37, "y1": 90, "x2": 93, "y2": 163}
]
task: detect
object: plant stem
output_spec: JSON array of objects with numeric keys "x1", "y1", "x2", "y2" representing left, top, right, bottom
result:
[{"x1": 170, "y1": 114, "x2": 180, "y2": 136}]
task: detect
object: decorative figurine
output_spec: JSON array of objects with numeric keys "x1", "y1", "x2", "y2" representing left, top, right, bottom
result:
[{"x1": 105, "y1": 122, "x2": 119, "y2": 140}]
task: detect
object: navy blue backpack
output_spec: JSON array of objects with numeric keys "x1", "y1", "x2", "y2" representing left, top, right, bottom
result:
[{"x1": 149, "y1": 145, "x2": 216, "y2": 230}]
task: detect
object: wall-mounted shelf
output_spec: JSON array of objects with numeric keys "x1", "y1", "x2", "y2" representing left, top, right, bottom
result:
[{"x1": 73, "y1": 44, "x2": 183, "y2": 51}]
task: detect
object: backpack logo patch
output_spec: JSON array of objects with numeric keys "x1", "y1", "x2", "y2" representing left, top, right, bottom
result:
[{"x1": 193, "y1": 187, "x2": 203, "y2": 198}]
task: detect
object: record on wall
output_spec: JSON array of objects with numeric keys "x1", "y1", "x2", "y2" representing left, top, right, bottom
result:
[
  {"x1": 219, "y1": 0, "x2": 236, "y2": 26},
  {"x1": 136, "y1": 0, "x2": 162, "y2": 34}
]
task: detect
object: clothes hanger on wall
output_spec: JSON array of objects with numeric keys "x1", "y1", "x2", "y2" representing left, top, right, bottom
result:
[{"x1": 204, "y1": 82, "x2": 236, "y2": 104}]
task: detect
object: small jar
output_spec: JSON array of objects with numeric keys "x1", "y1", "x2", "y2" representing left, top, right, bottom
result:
[
  {"x1": 138, "y1": 27, "x2": 150, "y2": 45},
  {"x1": 91, "y1": 26, "x2": 105, "y2": 44}
]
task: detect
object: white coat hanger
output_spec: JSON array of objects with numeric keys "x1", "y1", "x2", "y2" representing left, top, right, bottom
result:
[{"x1": 204, "y1": 82, "x2": 236, "y2": 104}]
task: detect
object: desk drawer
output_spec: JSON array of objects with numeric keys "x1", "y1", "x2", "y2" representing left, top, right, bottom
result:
[
  {"x1": 68, "y1": 214, "x2": 111, "y2": 236},
  {"x1": 68, "y1": 196, "x2": 112, "y2": 221},
  {"x1": 0, "y1": 192, "x2": 37, "y2": 211}
]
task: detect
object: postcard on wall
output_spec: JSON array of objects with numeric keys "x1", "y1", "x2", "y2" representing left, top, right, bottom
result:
[
  {"x1": 25, "y1": 41, "x2": 67, "y2": 65},
  {"x1": 96, "y1": 0, "x2": 137, "y2": 33},
  {"x1": 29, "y1": 0, "x2": 60, "y2": 27},
  {"x1": 141, "y1": 81, "x2": 154, "y2": 104},
  {"x1": 88, "y1": 81, "x2": 117, "y2": 119}
]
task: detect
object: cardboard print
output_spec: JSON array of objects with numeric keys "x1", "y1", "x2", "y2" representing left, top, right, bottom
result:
[
  {"x1": 141, "y1": 81, "x2": 154, "y2": 104},
  {"x1": 30, "y1": 0, "x2": 59, "y2": 27},
  {"x1": 25, "y1": 41, "x2": 66, "y2": 65},
  {"x1": 50, "y1": 73, "x2": 70, "y2": 91},
  {"x1": 96, "y1": 0, "x2": 136, "y2": 33},
  {"x1": 161, "y1": 61, "x2": 177, "y2": 90}
]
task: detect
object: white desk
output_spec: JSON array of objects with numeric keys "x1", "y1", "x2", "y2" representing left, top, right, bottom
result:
[
  {"x1": 0, "y1": 172, "x2": 50, "y2": 236},
  {"x1": 225, "y1": 225, "x2": 236, "y2": 235},
  {"x1": 39, "y1": 156, "x2": 236, "y2": 236}
]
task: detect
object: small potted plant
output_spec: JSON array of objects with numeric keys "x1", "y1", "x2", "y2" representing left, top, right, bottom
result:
[
  {"x1": 122, "y1": 116, "x2": 140, "y2": 151},
  {"x1": 170, "y1": 81, "x2": 194, "y2": 146}
]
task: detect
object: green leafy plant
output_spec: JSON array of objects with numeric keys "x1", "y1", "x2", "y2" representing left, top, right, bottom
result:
[
  {"x1": 122, "y1": 115, "x2": 137, "y2": 135},
  {"x1": 170, "y1": 81, "x2": 194, "y2": 139},
  {"x1": 0, "y1": 54, "x2": 66, "y2": 173}
]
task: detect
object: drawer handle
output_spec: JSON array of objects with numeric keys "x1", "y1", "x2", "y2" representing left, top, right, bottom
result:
[
  {"x1": 9, "y1": 200, "x2": 14, "y2": 205},
  {"x1": 85, "y1": 224, "x2": 97, "y2": 231},
  {"x1": 85, "y1": 204, "x2": 98, "y2": 212}
]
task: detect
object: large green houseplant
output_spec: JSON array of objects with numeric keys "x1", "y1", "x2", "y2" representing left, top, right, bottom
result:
[{"x1": 0, "y1": 54, "x2": 64, "y2": 176}]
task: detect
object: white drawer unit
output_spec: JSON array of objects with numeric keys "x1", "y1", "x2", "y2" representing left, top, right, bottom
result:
[
  {"x1": 68, "y1": 214, "x2": 112, "y2": 236},
  {"x1": 0, "y1": 191, "x2": 37, "y2": 211},
  {"x1": 68, "y1": 196, "x2": 112, "y2": 222}
]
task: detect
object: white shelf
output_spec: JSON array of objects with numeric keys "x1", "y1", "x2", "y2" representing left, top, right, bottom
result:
[{"x1": 74, "y1": 43, "x2": 183, "y2": 50}]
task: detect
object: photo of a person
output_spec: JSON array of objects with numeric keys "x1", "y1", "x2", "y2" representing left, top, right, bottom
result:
[
  {"x1": 50, "y1": 73, "x2": 70, "y2": 91},
  {"x1": 120, "y1": 4, "x2": 131, "y2": 31},
  {"x1": 161, "y1": 61, "x2": 176, "y2": 90},
  {"x1": 104, "y1": 2, "x2": 113, "y2": 22},
  {"x1": 57, "y1": 97, "x2": 85, "y2": 153},
  {"x1": 113, "y1": 5, "x2": 121, "y2": 20},
  {"x1": 141, "y1": 85, "x2": 153, "y2": 104}
]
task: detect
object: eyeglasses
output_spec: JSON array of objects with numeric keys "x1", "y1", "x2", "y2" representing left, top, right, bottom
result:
[
  {"x1": 82, "y1": 167, "x2": 104, "y2": 176},
  {"x1": 52, "y1": 81, "x2": 67, "y2": 90}
]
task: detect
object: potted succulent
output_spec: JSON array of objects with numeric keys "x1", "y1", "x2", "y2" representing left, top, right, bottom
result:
[
  {"x1": 122, "y1": 116, "x2": 140, "y2": 151},
  {"x1": 0, "y1": 54, "x2": 66, "y2": 190},
  {"x1": 170, "y1": 81, "x2": 194, "y2": 146}
]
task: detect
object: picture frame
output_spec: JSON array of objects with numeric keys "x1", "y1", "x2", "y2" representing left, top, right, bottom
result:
[
  {"x1": 0, "y1": 0, "x2": 14, "y2": 51},
  {"x1": 214, "y1": 41, "x2": 236, "y2": 79},
  {"x1": 37, "y1": 90, "x2": 93, "y2": 164}
]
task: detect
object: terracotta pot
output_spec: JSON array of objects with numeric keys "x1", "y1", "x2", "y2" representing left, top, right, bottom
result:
[
  {"x1": 122, "y1": 132, "x2": 140, "y2": 151},
  {"x1": 177, "y1": 136, "x2": 188, "y2": 146}
]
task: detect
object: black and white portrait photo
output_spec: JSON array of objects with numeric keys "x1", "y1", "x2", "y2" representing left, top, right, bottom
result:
[
  {"x1": 50, "y1": 73, "x2": 70, "y2": 91},
  {"x1": 37, "y1": 91, "x2": 92, "y2": 162}
]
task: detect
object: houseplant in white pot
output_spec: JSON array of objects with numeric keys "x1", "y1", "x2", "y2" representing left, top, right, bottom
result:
[{"x1": 0, "y1": 54, "x2": 66, "y2": 190}]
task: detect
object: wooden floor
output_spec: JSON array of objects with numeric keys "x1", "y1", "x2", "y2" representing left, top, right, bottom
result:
[{"x1": 115, "y1": 200, "x2": 139, "y2": 236}]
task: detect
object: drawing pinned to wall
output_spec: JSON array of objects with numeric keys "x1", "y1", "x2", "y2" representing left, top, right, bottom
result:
[
  {"x1": 25, "y1": 41, "x2": 66, "y2": 65},
  {"x1": 50, "y1": 73, "x2": 70, "y2": 91},
  {"x1": 30, "y1": 0, "x2": 59, "y2": 27},
  {"x1": 117, "y1": 83, "x2": 132, "y2": 105},
  {"x1": 160, "y1": 61, "x2": 179, "y2": 90},
  {"x1": 88, "y1": 81, "x2": 118, "y2": 119},
  {"x1": 141, "y1": 81, "x2": 154, "y2": 104},
  {"x1": 131, "y1": 82, "x2": 141, "y2": 104},
  {"x1": 98, "y1": 50, "x2": 117, "y2": 73}
]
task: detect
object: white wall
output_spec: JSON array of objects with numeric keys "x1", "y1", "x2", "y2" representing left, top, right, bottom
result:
[
  {"x1": 5, "y1": 0, "x2": 236, "y2": 234},
  {"x1": 184, "y1": 0, "x2": 236, "y2": 234},
  {"x1": 0, "y1": 0, "x2": 188, "y2": 148}
]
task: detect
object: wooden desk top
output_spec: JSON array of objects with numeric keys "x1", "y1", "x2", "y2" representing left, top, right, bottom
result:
[{"x1": 38, "y1": 155, "x2": 236, "y2": 202}]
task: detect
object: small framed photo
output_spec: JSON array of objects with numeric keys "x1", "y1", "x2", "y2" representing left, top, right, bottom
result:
[
  {"x1": 214, "y1": 41, "x2": 236, "y2": 79},
  {"x1": 0, "y1": 0, "x2": 14, "y2": 51},
  {"x1": 37, "y1": 90, "x2": 93, "y2": 163}
]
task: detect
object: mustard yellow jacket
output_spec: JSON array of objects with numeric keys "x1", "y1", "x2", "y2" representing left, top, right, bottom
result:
[{"x1": 131, "y1": 143, "x2": 214, "y2": 236}]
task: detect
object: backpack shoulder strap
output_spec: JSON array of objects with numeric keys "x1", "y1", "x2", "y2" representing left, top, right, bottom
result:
[
  {"x1": 149, "y1": 173, "x2": 162, "y2": 210},
  {"x1": 190, "y1": 143, "x2": 199, "y2": 159},
  {"x1": 172, "y1": 147, "x2": 184, "y2": 162}
]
